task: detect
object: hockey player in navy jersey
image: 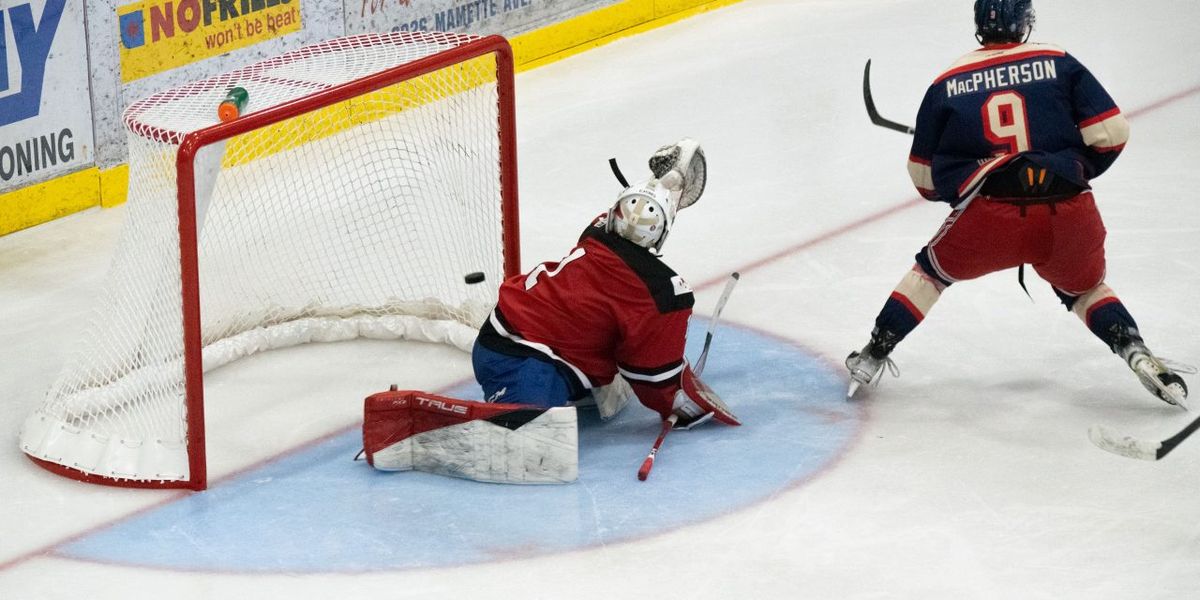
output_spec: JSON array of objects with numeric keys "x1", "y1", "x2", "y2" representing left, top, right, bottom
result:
[
  {"x1": 846, "y1": 0, "x2": 1190, "y2": 406},
  {"x1": 474, "y1": 139, "x2": 740, "y2": 429}
]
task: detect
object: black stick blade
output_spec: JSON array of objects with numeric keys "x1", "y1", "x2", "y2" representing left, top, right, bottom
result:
[
  {"x1": 609, "y1": 157, "x2": 630, "y2": 188},
  {"x1": 863, "y1": 59, "x2": 916, "y2": 136}
]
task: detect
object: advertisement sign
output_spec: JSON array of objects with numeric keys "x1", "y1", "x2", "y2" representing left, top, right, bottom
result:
[
  {"x1": 0, "y1": 0, "x2": 95, "y2": 191},
  {"x1": 346, "y1": 0, "x2": 610, "y2": 36},
  {"x1": 84, "y1": 0, "x2": 339, "y2": 169},
  {"x1": 117, "y1": 0, "x2": 304, "y2": 83}
]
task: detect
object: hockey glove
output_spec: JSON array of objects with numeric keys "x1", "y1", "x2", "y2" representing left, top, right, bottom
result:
[
  {"x1": 670, "y1": 364, "x2": 741, "y2": 428},
  {"x1": 1019, "y1": 163, "x2": 1055, "y2": 195},
  {"x1": 649, "y1": 138, "x2": 706, "y2": 209}
]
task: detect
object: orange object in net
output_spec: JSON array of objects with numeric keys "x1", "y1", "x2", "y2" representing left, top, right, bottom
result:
[
  {"x1": 217, "y1": 87, "x2": 249, "y2": 123},
  {"x1": 217, "y1": 101, "x2": 240, "y2": 122}
]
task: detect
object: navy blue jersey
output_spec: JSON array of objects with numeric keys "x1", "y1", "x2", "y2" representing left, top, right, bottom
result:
[{"x1": 907, "y1": 43, "x2": 1130, "y2": 205}]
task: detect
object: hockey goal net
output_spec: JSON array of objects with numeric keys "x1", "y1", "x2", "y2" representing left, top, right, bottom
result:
[{"x1": 19, "y1": 32, "x2": 519, "y2": 490}]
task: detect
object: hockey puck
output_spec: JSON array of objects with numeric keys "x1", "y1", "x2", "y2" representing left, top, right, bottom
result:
[{"x1": 464, "y1": 272, "x2": 486, "y2": 284}]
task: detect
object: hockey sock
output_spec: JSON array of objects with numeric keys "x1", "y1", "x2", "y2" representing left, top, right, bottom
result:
[
  {"x1": 872, "y1": 265, "x2": 946, "y2": 350},
  {"x1": 1059, "y1": 283, "x2": 1142, "y2": 352}
]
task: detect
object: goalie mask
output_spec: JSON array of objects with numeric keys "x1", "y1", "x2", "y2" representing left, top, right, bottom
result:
[{"x1": 607, "y1": 180, "x2": 676, "y2": 252}]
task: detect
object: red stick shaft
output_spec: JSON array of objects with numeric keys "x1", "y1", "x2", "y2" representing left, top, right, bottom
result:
[{"x1": 637, "y1": 415, "x2": 678, "y2": 481}]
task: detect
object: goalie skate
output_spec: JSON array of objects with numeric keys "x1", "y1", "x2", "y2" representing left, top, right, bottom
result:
[{"x1": 1120, "y1": 343, "x2": 1191, "y2": 409}]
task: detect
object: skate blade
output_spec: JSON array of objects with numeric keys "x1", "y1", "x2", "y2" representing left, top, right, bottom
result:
[
  {"x1": 1144, "y1": 370, "x2": 1189, "y2": 411},
  {"x1": 1171, "y1": 392, "x2": 1190, "y2": 411},
  {"x1": 1133, "y1": 360, "x2": 1189, "y2": 411}
]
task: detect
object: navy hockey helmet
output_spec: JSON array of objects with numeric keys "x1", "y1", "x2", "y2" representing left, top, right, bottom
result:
[{"x1": 974, "y1": 0, "x2": 1035, "y2": 44}]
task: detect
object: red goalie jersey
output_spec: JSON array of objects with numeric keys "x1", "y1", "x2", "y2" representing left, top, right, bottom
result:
[{"x1": 476, "y1": 215, "x2": 695, "y2": 416}]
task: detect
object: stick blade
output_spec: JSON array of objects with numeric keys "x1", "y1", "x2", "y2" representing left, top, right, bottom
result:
[
  {"x1": 609, "y1": 157, "x2": 630, "y2": 188},
  {"x1": 1088, "y1": 424, "x2": 1163, "y2": 461},
  {"x1": 862, "y1": 59, "x2": 884, "y2": 126},
  {"x1": 862, "y1": 58, "x2": 916, "y2": 135},
  {"x1": 862, "y1": 60, "x2": 874, "y2": 103}
]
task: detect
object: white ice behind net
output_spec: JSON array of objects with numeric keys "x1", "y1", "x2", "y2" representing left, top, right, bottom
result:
[{"x1": 20, "y1": 32, "x2": 507, "y2": 483}]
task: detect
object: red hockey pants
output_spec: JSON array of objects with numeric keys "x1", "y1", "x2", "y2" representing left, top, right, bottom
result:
[{"x1": 922, "y1": 192, "x2": 1107, "y2": 295}]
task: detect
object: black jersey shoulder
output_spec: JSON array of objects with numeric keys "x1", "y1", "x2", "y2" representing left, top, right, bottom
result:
[{"x1": 579, "y1": 220, "x2": 694, "y2": 314}]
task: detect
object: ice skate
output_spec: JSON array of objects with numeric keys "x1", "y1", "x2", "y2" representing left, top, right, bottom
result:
[
  {"x1": 1118, "y1": 342, "x2": 1191, "y2": 409},
  {"x1": 845, "y1": 329, "x2": 900, "y2": 398}
]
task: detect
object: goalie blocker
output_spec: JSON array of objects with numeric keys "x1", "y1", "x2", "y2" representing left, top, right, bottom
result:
[{"x1": 363, "y1": 390, "x2": 578, "y2": 484}]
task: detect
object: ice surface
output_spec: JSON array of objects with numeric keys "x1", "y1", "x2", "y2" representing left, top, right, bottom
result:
[{"x1": 2, "y1": 1, "x2": 1199, "y2": 598}]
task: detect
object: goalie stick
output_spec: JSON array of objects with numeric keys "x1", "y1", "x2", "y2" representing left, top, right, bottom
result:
[
  {"x1": 862, "y1": 59, "x2": 915, "y2": 136},
  {"x1": 694, "y1": 272, "x2": 740, "y2": 377},
  {"x1": 638, "y1": 272, "x2": 740, "y2": 481},
  {"x1": 637, "y1": 414, "x2": 679, "y2": 481},
  {"x1": 1088, "y1": 415, "x2": 1200, "y2": 461}
]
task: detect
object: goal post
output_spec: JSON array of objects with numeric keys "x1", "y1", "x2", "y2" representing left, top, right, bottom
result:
[{"x1": 19, "y1": 32, "x2": 520, "y2": 491}]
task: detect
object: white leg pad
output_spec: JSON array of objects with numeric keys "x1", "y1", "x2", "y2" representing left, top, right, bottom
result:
[{"x1": 371, "y1": 406, "x2": 578, "y2": 484}]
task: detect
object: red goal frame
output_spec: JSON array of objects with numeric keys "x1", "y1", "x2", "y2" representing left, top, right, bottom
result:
[{"x1": 28, "y1": 34, "x2": 520, "y2": 491}]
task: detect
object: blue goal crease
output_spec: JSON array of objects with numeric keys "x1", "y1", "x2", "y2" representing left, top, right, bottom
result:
[{"x1": 56, "y1": 320, "x2": 860, "y2": 573}]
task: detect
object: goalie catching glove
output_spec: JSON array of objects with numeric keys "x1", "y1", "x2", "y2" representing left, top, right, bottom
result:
[{"x1": 649, "y1": 138, "x2": 706, "y2": 210}]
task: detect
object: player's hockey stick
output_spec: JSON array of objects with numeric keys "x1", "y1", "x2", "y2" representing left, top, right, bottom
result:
[
  {"x1": 638, "y1": 272, "x2": 740, "y2": 481},
  {"x1": 609, "y1": 157, "x2": 630, "y2": 188},
  {"x1": 863, "y1": 59, "x2": 915, "y2": 136},
  {"x1": 1088, "y1": 416, "x2": 1200, "y2": 461}
]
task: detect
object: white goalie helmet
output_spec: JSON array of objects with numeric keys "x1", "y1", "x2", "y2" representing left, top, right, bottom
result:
[{"x1": 607, "y1": 179, "x2": 676, "y2": 252}]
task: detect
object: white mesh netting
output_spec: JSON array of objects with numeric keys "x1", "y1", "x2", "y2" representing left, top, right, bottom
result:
[{"x1": 20, "y1": 32, "x2": 512, "y2": 485}]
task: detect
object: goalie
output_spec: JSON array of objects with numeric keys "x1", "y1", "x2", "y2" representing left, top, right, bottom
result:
[{"x1": 361, "y1": 139, "x2": 738, "y2": 484}]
